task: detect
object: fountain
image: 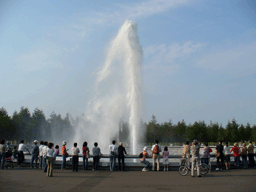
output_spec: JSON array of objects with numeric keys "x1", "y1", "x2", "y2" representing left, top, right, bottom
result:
[{"x1": 73, "y1": 20, "x2": 144, "y2": 154}]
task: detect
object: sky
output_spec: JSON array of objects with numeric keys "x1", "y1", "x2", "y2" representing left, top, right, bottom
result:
[{"x1": 0, "y1": 0, "x2": 256, "y2": 126}]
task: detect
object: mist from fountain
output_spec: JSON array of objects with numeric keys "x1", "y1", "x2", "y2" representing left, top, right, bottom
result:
[{"x1": 73, "y1": 20, "x2": 144, "y2": 154}]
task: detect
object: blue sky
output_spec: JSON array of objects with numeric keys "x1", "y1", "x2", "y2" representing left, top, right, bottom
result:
[{"x1": 1, "y1": 0, "x2": 256, "y2": 126}]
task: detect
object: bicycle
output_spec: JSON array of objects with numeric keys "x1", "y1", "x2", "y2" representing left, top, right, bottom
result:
[{"x1": 178, "y1": 156, "x2": 210, "y2": 176}]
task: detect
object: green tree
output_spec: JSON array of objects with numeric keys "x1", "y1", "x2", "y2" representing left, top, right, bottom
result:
[
  {"x1": 245, "y1": 123, "x2": 252, "y2": 141},
  {"x1": 238, "y1": 124, "x2": 245, "y2": 142}
]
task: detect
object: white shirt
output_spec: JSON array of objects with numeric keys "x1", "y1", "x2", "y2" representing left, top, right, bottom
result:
[
  {"x1": 18, "y1": 143, "x2": 27, "y2": 152},
  {"x1": 47, "y1": 148, "x2": 54, "y2": 157},
  {"x1": 151, "y1": 144, "x2": 162, "y2": 153},
  {"x1": 224, "y1": 146, "x2": 231, "y2": 155},
  {"x1": 39, "y1": 145, "x2": 44, "y2": 156},
  {"x1": 42, "y1": 146, "x2": 48, "y2": 157},
  {"x1": 109, "y1": 144, "x2": 117, "y2": 153},
  {"x1": 72, "y1": 147, "x2": 80, "y2": 155}
]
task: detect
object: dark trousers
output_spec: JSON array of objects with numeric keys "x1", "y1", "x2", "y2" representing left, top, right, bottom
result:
[
  {"x1": 31, "y1": 154, "x2": 38, "y2": 168},
  {"x1": 201, "y1": 158, "x2": 209, "y2": 165},
  {"x1": 82, "y1": 155, "x2": 88, "y2": 170},
  {"x1": 17, "y1": 151, "x2": 24, "y2": 165},
  {"x1": 217, "y1": 155, "x2": 224, "y2": 169},
  {"x1": 93, "y1": 156, "x2": 100, "y2": 170},
  {"x1": 43, "y1": 157, "x2": 47, "y2": 172},
  {"x1": 72, "y1": 155, "x2": 79, "y2": 171},
  {"x1": 118, "y1": 156, "x2": 125, "y2": 171},
  {"x1": 248, "y1": 154, "x2": 255, "y2": 168},
  {"x1": 62, "y1": 154, "x2": 66, "y2": 169},
  {"x1": 0, "y1": 152, "x2": 6, "y2": 169}
]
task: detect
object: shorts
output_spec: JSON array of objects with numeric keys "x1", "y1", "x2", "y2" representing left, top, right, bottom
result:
[
  {"x1": 225, "y1": 156, "x2": 230, "y2": 163},
  {"x1": 163, "y1": 158, "x2": 169, "y2": 165}
]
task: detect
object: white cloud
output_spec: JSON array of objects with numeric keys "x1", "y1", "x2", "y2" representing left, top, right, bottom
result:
[{"x1": 195, "y1": 41, "x2": 256, "y2": 76}]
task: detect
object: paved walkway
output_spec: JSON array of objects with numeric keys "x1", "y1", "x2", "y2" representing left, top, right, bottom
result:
[{"x1": 0, "y1": 168, "x2": 256, "y2": 192}]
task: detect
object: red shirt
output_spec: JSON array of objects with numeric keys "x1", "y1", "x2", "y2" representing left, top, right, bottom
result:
[
  {"x1": 82, "y1": 147, "x2": 87, "y2": 156},
  {"x1": 231, "y1": 146, "x2": 239, "y2": 157},
  {"x1": 62, "y1": 146, "x2": 67, "y2": 155}
]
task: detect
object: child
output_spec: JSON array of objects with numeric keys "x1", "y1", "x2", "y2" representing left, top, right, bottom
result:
[
  {"x1": 162, "y1": 146, "x2": 169, "y2": 171},
  {"x1": 53, "y1": 145, "x2": 59, "y2": 160},
  {"x1": 12, "y1": 146, "x2": 18, "y2": 159}
]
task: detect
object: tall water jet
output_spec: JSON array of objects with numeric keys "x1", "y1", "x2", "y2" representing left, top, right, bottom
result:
[{"x1": 73, "y1": 20, "x2": 144, "y2": 155}]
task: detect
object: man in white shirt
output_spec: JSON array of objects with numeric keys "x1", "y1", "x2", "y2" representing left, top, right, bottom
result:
[
  {"x1": 39, "y1": 141, "x2": 44, "y2": 169},
  {"x1": 17, "y1": 140, "x2": 30, "y2": 167},
  {"x1": 109, "y1": 140, "x2": 117, "y2": 171},
  {"x1": 42, "y1": 141, "x2": 48, "y2": 173},
  {"x1": 71, "y1": 142, "x2": 80, "y2": 172},
  {"x1": 151, "y1": 140, "x2": 162, "y2": 171}
]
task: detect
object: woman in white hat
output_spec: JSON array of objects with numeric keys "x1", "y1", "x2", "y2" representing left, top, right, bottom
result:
[
  {"x1": 140, "y1": 147, "x2": 150, "y2": 172},
  {"x1": 30, "y1": 140, "x2": 39, "y2": 169}
]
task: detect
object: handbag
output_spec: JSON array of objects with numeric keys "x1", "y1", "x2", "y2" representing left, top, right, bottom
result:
[{"x1": 86, "y1": 151, "x2": 90, "y2": 158}]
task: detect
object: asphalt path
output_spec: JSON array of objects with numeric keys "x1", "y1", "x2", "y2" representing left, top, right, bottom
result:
[{"x1": 0, "y1": 168, "x2": 256, "y2": 192}]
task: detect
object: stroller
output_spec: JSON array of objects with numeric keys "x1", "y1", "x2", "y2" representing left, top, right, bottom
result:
[{"x1": 5, "y1": 148, "x2": 14, "y2": 169}]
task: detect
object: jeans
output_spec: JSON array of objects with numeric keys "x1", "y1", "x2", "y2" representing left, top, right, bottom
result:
[
  {"x1": 152, "y1": 153, "x2": 160, "y2": 171},
  {"x1": 43, "y1": 157, "x2": 47, "y2": 172},
  {"x1": 242, "y1": 156, "x2": 248, "y2": 168},
  {"x1": 62, "y1": 154, "x2": 66, "y2": 169},
  {"x1": 39, "y1": 156, "x2": 43, "y2": 168},
  {"x1": 234, "y1": 156, "x2": 240, "y2": 167},
  {"x1": 0, "y1": 152, "x2": 6, "y2": 169},
  {"x1": 118, "y1": 156, "x2": 125, "y2": 171},
  {"x1": 141, "y1": 159, "x2": 150, "y2": 169},
  {"x1": 191, "y1": 157, "x2": 201, "y2": 177},
  {"x1": 82, "y1": 155, "x2": 88, "y2": 170},
  {"x1": 201, "y1": 158, "x2": 209, "y2": 165},
  {"x1": 93, "y1": 156, "x2": 100, "y2": 170},
  {"x1": 110, "y1": 155, "x2": 116, "y2": 171},
  {"x1": 17, "y1": 151, "x2": 24, "y2": 165},
  {"x1": 31, "y1": 154, "x2": 38, "y2": 168},
  {"x1": 72, "y1": 156, "x2": 79, "y2": 171}
]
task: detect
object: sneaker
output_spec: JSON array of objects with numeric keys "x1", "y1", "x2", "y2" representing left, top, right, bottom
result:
[
  {"x1": 145, "y1": 169, "x2": 149, "y2": 172},
  {"x1": 92, "y1": 169, "x2": 95, "y2": 171},
  {"x1": 142, "y1": 168, "x2": 146, "y2": 172},
  {"x1": 216, "y1": 168, "x2": 219, "y2": 171}
]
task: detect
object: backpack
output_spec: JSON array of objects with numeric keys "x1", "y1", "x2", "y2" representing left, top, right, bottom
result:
[
  {"x1": 153, "y1": 145, "x2": 159, "y2": 154},
  {"x1": 139, "y1": 152, "x2": 143, "y2": 158}
]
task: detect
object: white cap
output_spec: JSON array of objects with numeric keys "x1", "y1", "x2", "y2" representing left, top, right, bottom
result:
[
  {"x1": 63, "y1": 141, "x2": 67, "y2": 145},
  {"x1": 143, "y1": 146, "x2": 147, "y2": 151},
  {"x1": 34, "y1": 140, "x2": 38, "y2": 143}
]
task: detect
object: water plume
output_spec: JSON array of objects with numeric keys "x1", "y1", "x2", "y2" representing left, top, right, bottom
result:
[{"x1": 73, "y1": 20, "x2": 144, "y2": 154}]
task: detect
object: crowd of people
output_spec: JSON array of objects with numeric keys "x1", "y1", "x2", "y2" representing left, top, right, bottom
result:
[{"x1": 0, "y1": 139, "x2": 255, "y2": 177}]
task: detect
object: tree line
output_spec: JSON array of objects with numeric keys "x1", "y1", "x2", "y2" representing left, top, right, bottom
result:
[{"x1": 1, "y1": 107, "x2": 256, "y2": 144}]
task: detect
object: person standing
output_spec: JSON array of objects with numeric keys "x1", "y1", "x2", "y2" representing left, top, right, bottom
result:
[
  {"x1": 241, "y1": 143, "x2": 248, "y2": 169},
  {"x1": 216, "y1": 140, "x2": 224, "y2": 171},
  {"x1": 117, "y1": 142, "x2": 127, "y2": 171},
  {"x1": 162, "y1": 146, "x2": 169, "y2": 171},
  {"x1": 42, "y1": 141, "x2": 48, "y2": 173},
  {"x1": 53, "y1": 145, "x2": 59, "y2": 160},
  {"x1": 92, "y1": 142, "x2": 101, "y2": 170},
  {"x1": 190, "y1": 140, "x2": 201, "y2": 177},
  {"x1": 182, "y1": 141, "x2": 190, "y2": 168},
  {"x1": 17, "y1": 140, "x2": 30, "y2": 167},
  {"x1": 230, "y1": 143, "x2": 240, "y2": 168},
  {"x1": 72, "y1": 142, "x2": 80, "y2": 172},
  {"x1": 30, "y1": 140, "x2": 39, "y2": 169},
  {"x1": 39, "y1": 141, "x2": 44, "y2": 169},
  {"x1": 0, "y1": 139, "x2": 6, "y2": 169},
  {"x1": 201, "y1": 142, "x2": 211, "y2": 166},
  {"x1": 46, "y1": 143, "x2": 54, "y2": 177},
  {"x1": 151, "y1": 140, "x2": 162, "y2": 171},
  {"x1": 109, "y1": 140, "x2": 117, "y2": 171},
  {"x1": 247, "y1": 140, "x2": 255, "y2": 168},
  {"x1": 61, "y1": 141, "x2": 68, "y2": 170},
  {"x1": 82, "y1": 142, "x2": 89, "y2": 170},
  {"x1": 223, "y1": 142, "x2": 231, "y2": 170},
  {"x1": 140, "y1": 147, "x2": 150, "y2": 172}
]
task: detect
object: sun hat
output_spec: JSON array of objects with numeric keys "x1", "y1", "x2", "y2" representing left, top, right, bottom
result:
[
  {"x1": 63, "y1": 141, "x2": 67, "y2": 145},
  {"x1": 143, "y1": 146, "x2": 147, "y2": 151},
  {"x1": 34, "y1": 140, "x2": 38, "y2": 143}
]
